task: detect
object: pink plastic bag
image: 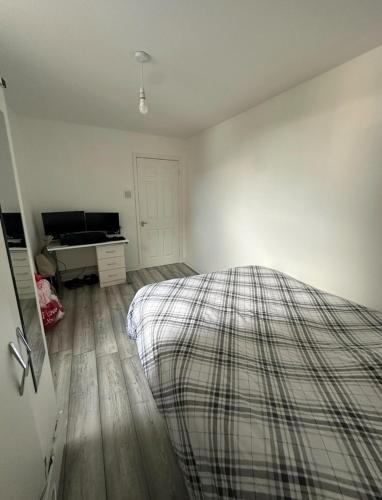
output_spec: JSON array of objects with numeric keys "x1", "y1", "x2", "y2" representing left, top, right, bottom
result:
[{"x1": 35, "y1": 274, "x2": 65, "y2": 329}]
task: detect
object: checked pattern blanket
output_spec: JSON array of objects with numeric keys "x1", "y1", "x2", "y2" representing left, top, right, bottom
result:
[{"x1": 127, "y1": 266, "x2": 382, "y2": 499}]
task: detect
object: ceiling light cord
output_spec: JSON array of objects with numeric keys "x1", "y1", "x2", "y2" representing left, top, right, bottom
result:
[{"x1": 140, "y1": 62, "x2": 144, "y2": 90}]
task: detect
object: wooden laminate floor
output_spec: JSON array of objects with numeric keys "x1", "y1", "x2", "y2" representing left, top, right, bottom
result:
[{"x1": 46, "y1": 263, "x2": 196, "y2": 500}]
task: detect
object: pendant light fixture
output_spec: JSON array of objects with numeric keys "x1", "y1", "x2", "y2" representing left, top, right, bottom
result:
[{"x1": 134, "y1": 51, "x2": 151, "y2": 115}]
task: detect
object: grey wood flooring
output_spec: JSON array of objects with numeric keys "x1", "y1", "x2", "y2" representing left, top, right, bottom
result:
[{"x1": 46, "y1": 263, "x2": 196, "y2": 500}]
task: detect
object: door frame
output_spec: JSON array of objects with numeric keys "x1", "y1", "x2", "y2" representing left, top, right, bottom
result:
[{"x1": 133, "y1": 153, "x2": 184, "y2": 269}]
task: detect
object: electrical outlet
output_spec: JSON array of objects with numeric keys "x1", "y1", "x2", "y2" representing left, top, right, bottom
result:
[{"x1": 124, "y1": 190, "x2": 132, "y2": 199}]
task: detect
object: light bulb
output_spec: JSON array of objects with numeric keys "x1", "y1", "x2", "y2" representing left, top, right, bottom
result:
[
  {"x1": 139, "y1": 97, "x2": 148, "y2": 114},
  {"x1": 139, "y1": 87, "x2": 148, "y2": 114}
]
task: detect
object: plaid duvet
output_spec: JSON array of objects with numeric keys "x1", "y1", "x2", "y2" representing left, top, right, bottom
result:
[{"x1": 127, "y1": 266, "x2": 382, "y2": 499}]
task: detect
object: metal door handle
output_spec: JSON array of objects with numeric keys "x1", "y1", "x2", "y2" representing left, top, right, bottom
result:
[
  {"x1": 16, "y1": 327, "x2": 31, "y2": 377},
  {"x1": 9, "y1": 342, "x2": 27, "y2": 371},
  {"x1": 16, "y1": 327, "x2": 31, "y2": 352},
  {"x1": 140, "y1": 221, "x2": 147, "y2": 227},
  {"x1": 8, "y1": 328, "x2": 32, "y2": 395}
]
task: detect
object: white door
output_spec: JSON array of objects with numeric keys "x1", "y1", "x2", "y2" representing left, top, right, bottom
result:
[
  {"x1": 136, "y1": 157, "x2": 181, "y2": 267},
  {"x1": 0, "y1": 222, "x2": 46, "y2": 499}
]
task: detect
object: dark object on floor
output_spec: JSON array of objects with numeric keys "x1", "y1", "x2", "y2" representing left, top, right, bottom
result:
[
  {"x1": 64, "y1": 278, "x2": 83, "y2": 289},
  {"x1": 83, "y1": 273, "x2": 99, "y2": 285},
  {"x1": 64, "y1": 274, "x2": 99, "y2": 289}
]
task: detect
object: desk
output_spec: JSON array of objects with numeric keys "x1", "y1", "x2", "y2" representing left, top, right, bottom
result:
[{"x1": 47, "y1": 238, "x2": 129, "y2": 290}]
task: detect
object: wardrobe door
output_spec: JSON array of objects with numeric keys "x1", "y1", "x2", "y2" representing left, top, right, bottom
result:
[
  {"x1": 0, "y1": 95, "x2": 46, "y2": 390},
  {"x1": 0, "y1": 82, "x2": 60, "y2": 500},
  {"x1": 0, "y1": 216, "x2": 46, "y2": 499}
]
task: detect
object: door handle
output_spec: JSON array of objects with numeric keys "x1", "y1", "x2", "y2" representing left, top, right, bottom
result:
[
  {"x1": 9, "y1": 342, "x2": 27, "y2": 371},
  {"x1": 8, "y1": 327, "x2": 32, "y2": 395},
  {"x1": 16, "y1": 327, "x2": 31, "y2": 377},
  {"x1": 140, "y1": 221, "x2": 148, "y2": 227}
]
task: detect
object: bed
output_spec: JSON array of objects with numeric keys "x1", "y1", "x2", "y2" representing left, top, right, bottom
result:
[{"x1": 127, "y1": 266, "x2": 382, "y2": 499}]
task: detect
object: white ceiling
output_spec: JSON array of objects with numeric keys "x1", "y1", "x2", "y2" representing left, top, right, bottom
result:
[{"x1": 1, "y1": 0, "x2": 382, "y2": 138}]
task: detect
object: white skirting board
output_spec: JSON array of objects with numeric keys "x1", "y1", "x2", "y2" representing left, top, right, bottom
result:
[{"x1": 184, "y1": 261, "x2": 202, "y2": 274}]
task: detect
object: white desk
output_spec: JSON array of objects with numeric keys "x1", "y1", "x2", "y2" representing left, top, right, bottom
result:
[{"x1": 47, "y1": 238, "x2": 129, "y2": 288}]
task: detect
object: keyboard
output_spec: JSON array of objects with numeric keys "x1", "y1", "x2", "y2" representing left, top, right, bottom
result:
[{"x1": 106, "y1": 235, "x2": 125, "y2": 242}]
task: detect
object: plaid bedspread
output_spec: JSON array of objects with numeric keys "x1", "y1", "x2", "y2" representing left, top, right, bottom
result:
[{"x1": 127, "y1": 266, "x2": 382, "y2": 499}]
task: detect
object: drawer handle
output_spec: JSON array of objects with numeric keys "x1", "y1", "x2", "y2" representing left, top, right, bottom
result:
[{"x1": 108, "y1": 273, "x2": 119, "y2": 278}]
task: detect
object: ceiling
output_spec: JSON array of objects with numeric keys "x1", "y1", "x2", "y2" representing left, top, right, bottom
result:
[{"x1": 1, "y1": 1, "x2": 382, "y2": 138}]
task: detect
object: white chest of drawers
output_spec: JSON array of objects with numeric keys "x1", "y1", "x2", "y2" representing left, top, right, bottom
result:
[
  {"x1": 10, "y1": 248, "x2": 35, "y2": 299},
  {"x1": 96, "y1": 243, "x2": 127, "y2": 287}
]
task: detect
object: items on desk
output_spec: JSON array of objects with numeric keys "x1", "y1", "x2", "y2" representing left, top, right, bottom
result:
[
  {"x1": 41, "y1": 210, "x2": 125, "y2": 246},
  {"x1": 58, "y1": 232, "x2": 125, "y2": 246},
  {"x1": 60, "y1": 231, "x2": 108, "y2": 246}
]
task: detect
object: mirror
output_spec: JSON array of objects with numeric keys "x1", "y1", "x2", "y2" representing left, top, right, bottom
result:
[{"x1": 0, "y1": 110, "x2": 45, "y2": 390}]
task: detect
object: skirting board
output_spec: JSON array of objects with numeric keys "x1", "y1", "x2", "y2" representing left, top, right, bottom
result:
[{"x1": 184, "y1": 261, "x2": 202, "y2": 275}]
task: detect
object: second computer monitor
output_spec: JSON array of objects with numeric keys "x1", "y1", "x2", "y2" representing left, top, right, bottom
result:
[{"x1": 85, "y1": 212, "x2": 120, "y2": 234}]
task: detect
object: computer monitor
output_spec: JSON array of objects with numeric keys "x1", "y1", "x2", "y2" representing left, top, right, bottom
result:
[
  {"x1": 85, "y1": 212, "x2": 120, "y2": 234},
  {"x1": 2, "y1": 212, "x2": 25, "y2": 239},
  {"x1": 42, "y1": 211, "x2": 86, "y2": 238}
]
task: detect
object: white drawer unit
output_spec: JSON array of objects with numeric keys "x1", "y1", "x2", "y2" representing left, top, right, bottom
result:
[
  {"x1": 97, "y1": 255, "x2": 125, "y2": 272},
  {"x1": 16, "y1": 281, "x2": 35, "y2": 299},
  {"x1": 96, "y1": 243, "x2": 127, "y2": 287},
  {"x1": 99, "y1": 267, "x2": 126, "y2": 286},
  {"x1": 10, "y1": 250, "x2": 29, "y2": 267},
  {"x1": 96, "y1": 243, "x2": 124, "y2": 260},
  {"x1": 13, "y1": 267, "x2": 32, "y2": 280},
  {"x1": 10, "y1": 249, "x2": 35, "y2": 299}
]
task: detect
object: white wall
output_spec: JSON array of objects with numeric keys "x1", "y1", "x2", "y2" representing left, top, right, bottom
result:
[
  {"x1": 186, "y1": 45, "x2": 382, "y2": 311},
  {"x1": 0, "y1": 112, "x2": 19, "y2": 212},
  {"x1": 12, "y1": 116, "x2": 186, "y2": 271},
  {"x1": 7, "y1": 109, "x2": 42, "y2": 256}
]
